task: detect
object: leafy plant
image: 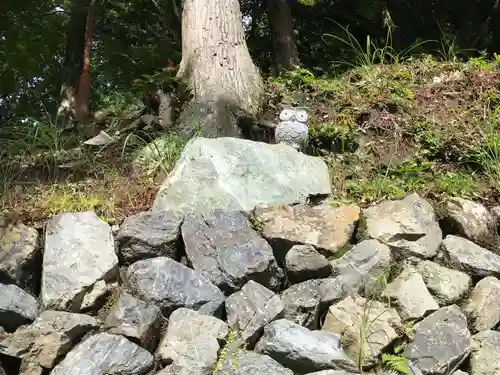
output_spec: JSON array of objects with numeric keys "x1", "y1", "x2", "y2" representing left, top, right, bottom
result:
[{"x1": 381, "y1": 353, "x2": 412, "y2": 375}]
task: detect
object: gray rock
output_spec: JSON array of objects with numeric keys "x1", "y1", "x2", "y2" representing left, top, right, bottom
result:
[
  {"x1": 80, "y1": 279, "x2": 115, "y2": 311},
  {"x1": 0, "y1": 222, "x2": 40, "y2": 292},
  {"x1": 152, "y1": 137, "x2": 332, "y2": 216},
  {"x1": 253, "y1": 203, "x2": 360, "y2": 260},
  {"x1": 281, "y1": 278, "x2": 345, "y2": 329},
  {"x1": 322, "y1": 294, "x2": 402, "y2": 368},
  {"x1": 157, "y1": 308, "x2": 228, "y2": 369},
  {"x1": 330, "y1": 239, "x2": 391, "y2": 297},
  {"x1": 438, "y1": 235, "x2": 500, "y2": 278},
  {"x1": 306, "y1": 372, "x2": 361, "y2": 375},
  {"x1": 363, "y1": 193, "x2": 442, "y2": 259},
  {"x1": 103, "y1": 291, "x2": 162, "y2": 351},
  {"x1": 443, "y1": 198, "x2": 495, "y2": 242},
  {"x1": 116, "y1": 210, "x2": 182, "y2": 264},
  {"x1": 217, "y1": 348, "x2": 294, "y2": 375},
  {"x1": 50, "y1": 333, "x2": 154, "y2": 375},
  {"x1": 0, "y1": 310, "x2": 98, "y2": 368},
  {"x1": 226, "y1": 280, "x2": 284, "y2": 347},
  {"x1": 404, "y1": 305, "x2": 472, "y2": 374},
  {"x1": 41, "y1": 211, "x2": 118, "y2": 311},
  {"x1": 453, "y1": 371, "x2": 469, "y2": 375},
  {"x1": 382, "y1": 265, "x2": 439, "y2": 321},
  {"x1": 0, "y1": 283, "x2": 38, "y2": 332},
  {"x1": 415, "y1": 260, "x2": 471, "y2": 306},
  {"x1": 255, "y1": 319, "x2": 360, "y2": 373},
  {"x1": 124, "y1": 256, "x2": 225, "y2": 317},
  {"x1": 285, "y1": 244, "x2": 332, "y2": 283},
  {"x1": 470, "y1": 330, "x2": 500, "y2": 375},
  {"x1": 156, "y1": 364, "x2": 209, "y2": 375},
  {"x1": 182, "y1": 210, "x2": 282, "y2": 294},
  {"x1": 491, "y1": 205, "x2": 500, "y2": 232},
  {"x1": 464, "y1": 276, "x2": 500, "y2": 333},
  {"x1": 19, "y1": 361, "x2": 43, "y2": 375}
]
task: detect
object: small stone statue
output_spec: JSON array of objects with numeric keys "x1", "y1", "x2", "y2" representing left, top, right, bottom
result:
[{"x1": 275, "y1": 105, "x2": 309, "y2": 152}]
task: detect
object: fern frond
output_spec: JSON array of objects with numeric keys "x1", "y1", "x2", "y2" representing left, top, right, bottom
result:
[{"x1": 381, "y1": 353, "x2": 412, "y2": 375}]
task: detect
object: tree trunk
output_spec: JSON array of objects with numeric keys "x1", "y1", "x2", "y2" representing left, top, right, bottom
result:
[
  {"x1": 267, "y1": 0, "x2": 300, "y2": 75},
  {"x1": 56, "y1": 0, "x2": 91, "y2": 129},
  {"x1": 175, "y1": 0, "x2": 264, "y2": 138},
  {"x1": 74, "y1": 0, "x2": 96, "y2": 122}
]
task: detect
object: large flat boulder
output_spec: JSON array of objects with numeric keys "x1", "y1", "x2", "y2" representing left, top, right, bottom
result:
[
  {"x1": 41, "y1": 212, "x2": 118, "y2": 311},
  {"x1": 152, "y1": 137, "x2": 331, "y2": 215}
]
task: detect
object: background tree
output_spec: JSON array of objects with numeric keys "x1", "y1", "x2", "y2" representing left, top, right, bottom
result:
[{"x1": 266, "y1": 0, "x2": 300, "y2": 75}]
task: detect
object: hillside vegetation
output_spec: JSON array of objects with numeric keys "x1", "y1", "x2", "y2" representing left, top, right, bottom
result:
[{"x1": 2, "y1": 53, "x2": 500, "y2": 224}]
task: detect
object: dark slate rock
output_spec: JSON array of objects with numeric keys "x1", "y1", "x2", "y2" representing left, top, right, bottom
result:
[
  {"x1": 41, "y1": 211, "x2": 118, "y2": 312},
  {"x1": 116, "y1": 210, "x2": 183, "y2": 264},
  {"x1": 50, "y1": 333, "x2": 154, "y2": 375},
  {"x1": 404, "y1": 305, "x2": 472, "y2": 374},
  {"x1": 182, "y1": 210, "x2": 283, "y2": 294},
  {"x1": 103, "y1": 291, "x2": 162, "y2": 351},
  {"x1": 0, "y1": 223, "x2": 41, "y2": 293},
  {"x1": 0, "y1": 310, "x2": 98, "y2": 368},
  {"x1": 156, "y1": 364, "x2": 209, "y2": 375},
  {"x1": 226, "y1": 280, "x2": 284, "y2": 347},
  {"x1": 156, "y1": 347, "x2": 294, "y2": 375},
  {"x1": 285, "y1": 244, "x2": 331, "y2": 283},
  {"x1": 0, "y1": 283, "x2": 38, "y2": 332},
  {"x1": 124, "y1": 256, "x2": 225, "y2": 317},
  {"x1": 218, "y1": 348, "x2": 294, "y2": 375},
  {"x1": 280, "y1": 278, "x2": 345, "y2": 329},
  {"x1": 255, "y1": 319, "x2": 360, "y2": 373}
]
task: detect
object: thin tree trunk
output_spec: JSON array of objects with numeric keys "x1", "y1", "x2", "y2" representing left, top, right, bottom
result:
[
  {"x1": 267, "y1": 0, "x2": 300, "y2": 75},
  {"x1": 175, "y1": 0, "x2": 264, "y2": 138},
  {"x1": 74, "y1": 0, "x2": 96, "y2": 122},
  {"x1": 56, "y1": 0, "x2": 91, "y2": 129}
]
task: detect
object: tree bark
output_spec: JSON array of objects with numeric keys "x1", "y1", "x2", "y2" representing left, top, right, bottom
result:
[
  {"x1": 267, "y1": 0, "x2": 300, "y2": 75},
  {"x1": 56, "y1": 0, "x2": 91, "y2": 129},
  {"x1": 175, "y1": 0, "x2": 264, "y2": 138},
  {"x1": 74, "y1": 0, "x2": 96, "y2": 122}
]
